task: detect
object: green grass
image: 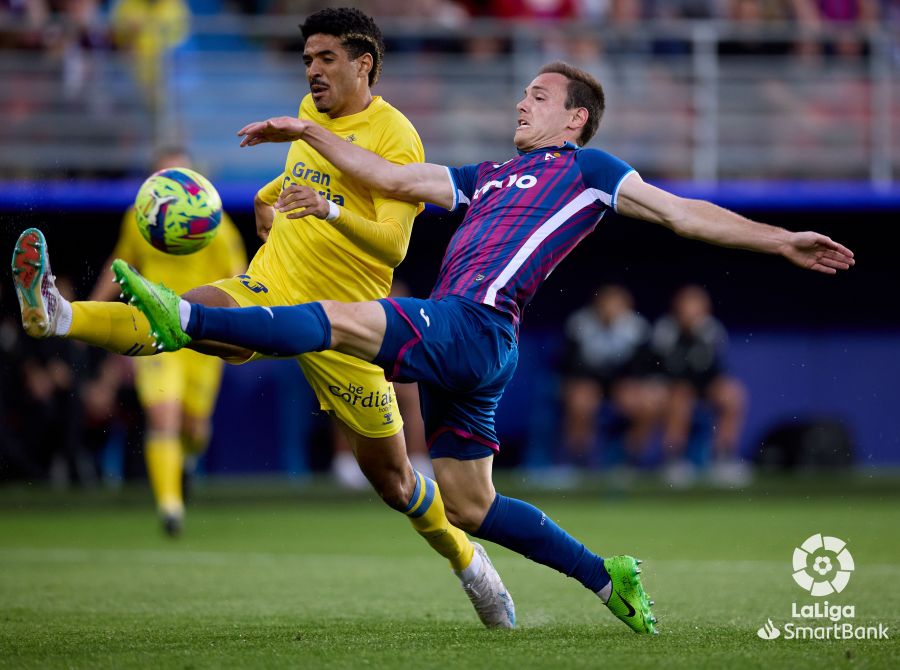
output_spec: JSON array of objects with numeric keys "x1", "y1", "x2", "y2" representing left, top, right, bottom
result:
[{"x1": 0, "y1": 479, "x2": 898, "y2": 669}]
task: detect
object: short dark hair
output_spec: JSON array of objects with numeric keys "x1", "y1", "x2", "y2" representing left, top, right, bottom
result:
[
  {"x1": 300, "y1": 7, "x2": 385, "y2": 86},
  {"x1": 538, "y1": 61, "x2": 605, "y2": 146}
]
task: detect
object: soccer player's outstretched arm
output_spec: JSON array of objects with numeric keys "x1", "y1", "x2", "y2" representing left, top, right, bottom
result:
[
  {"x1": 238, "y1": 116, "x2": 455, "y2": 209},
  {"x1": 615, "y1": 173, "x2": 855, "y2": 275}
]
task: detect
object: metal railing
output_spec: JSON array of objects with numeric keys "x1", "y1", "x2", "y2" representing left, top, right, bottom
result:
[{"x1": 0, "y1": 17, "x2": 896, "y2": 183}]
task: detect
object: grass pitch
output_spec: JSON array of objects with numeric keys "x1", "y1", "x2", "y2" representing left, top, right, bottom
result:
[{"x1": 0, "y1": 477, "x2": 898, "y2": 669}]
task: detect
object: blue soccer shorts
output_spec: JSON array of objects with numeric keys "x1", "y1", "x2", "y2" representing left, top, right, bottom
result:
[{"x1": 374, "y1": 296, "x2": 518, "y2": 460}]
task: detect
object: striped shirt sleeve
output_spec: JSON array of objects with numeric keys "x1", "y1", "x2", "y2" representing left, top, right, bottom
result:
[
  {"x1": 445, "y1": 163, "x2": 482, "y2": 211},
  {"x1": 574, "y1": 149, "x2": 636, "y2": 212}
]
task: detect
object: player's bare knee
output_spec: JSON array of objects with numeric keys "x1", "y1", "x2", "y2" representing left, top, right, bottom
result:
[
  {"x1": 357, "y1": 459, "x2": 414, "y2": 511},
  {"x1": 371, "y1": 471, "x2": 412, "y2": 511},
  {"x1": 443, "y1": 496, "x2": 491, "y2": 533},
  {"x1": 183, "y1": 284, "x2": 238, "y2": 308},
  {"x1": 182, "y1": 415, "x2": 211, "y2": 449}
]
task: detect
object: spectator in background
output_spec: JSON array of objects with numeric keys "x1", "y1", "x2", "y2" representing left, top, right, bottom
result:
[
  {"x1": 560, "y1": 285, "x2": 665, "y2": 468},
  {"x1": 78, "y1": 344, "x2": 145, "y2": 484},
  {"x1": 42, "y1": 0, "x2": 112, "y2": 122},
  {"x1": 0, "y1": 0, "x2": 49, "y2": 49},
  {"x1": 17, "y1": 275, "x2": 94, "y2": 485},
  {"x1": 486, "y1": 0, "x2": 577, "y2": 19},
  {"x1": 653, "y1": 285, "x2": 750, "y2": 488},
  {"x1": 718, "y1": 0, "x2": 800, "y2": 57},
  {"x1": 0, "y1": 279, "x2": 32, "y2": 480},
  {"x1": 110, "y1": 0, "x2": 190, "y2": 112},
  {"x1": 805, "y1": 0, "x2": 879, "y2": 58}
]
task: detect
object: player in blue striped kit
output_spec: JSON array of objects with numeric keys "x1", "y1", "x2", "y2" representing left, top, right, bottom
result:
[{"x1": 115, "y1": 61, "x2": 855, "y2": 634}]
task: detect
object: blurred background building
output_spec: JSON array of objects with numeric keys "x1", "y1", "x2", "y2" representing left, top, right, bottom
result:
[{"x1": 1, "y1": 0, "x2": 898, "y2": 486}]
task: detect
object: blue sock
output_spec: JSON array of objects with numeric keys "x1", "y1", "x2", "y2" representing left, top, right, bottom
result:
[
  {"x1": 473, "y1": 493, "x2": 611, "y2": 593},
  {"x1": 187, "y1": 302, "x2": 330, "y2": 357}
]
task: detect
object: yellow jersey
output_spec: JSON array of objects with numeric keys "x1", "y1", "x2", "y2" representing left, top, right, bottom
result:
[
  {"x1": 250, "y1": 94, "x2": 424, "y2": 305},
  {"x1": 113, "y1": 208, "x2": 247, "y2": 295}
]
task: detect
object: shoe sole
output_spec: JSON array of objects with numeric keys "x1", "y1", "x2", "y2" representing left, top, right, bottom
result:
[{"x1": 11, "y1": 228, "x2": 50, "y2": 337}]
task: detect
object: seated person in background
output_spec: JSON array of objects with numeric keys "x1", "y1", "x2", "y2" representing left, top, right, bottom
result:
[
  {"x1": 560, "y1": 285, "x2": 665, "y2": 468},
  {"x1": 652, "y1": 284, "x2": 749, "y2": 488}
]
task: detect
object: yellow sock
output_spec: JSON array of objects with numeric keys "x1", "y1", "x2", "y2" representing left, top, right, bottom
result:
[
  {"x1": 68, "y1": 301, "x2": 157, "y2": 356},
  {"x1": 145, "y1": 434, "x2": 184, "y2": 516},
  {"x1": 405, "y1": 471, "x2": 475, "y2": 571}
]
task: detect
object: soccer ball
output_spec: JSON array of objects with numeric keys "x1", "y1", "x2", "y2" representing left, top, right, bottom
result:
[{"x1": 134, "y1": 167, "x2": 222, "y2": 255}]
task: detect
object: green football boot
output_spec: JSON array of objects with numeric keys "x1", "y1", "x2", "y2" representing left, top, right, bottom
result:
[
  {"x1": 604, "y1": 555, "x2": 658, "y2": 634},
  {"x1": 111, "y1": 259, "x2": 191, "y2": 352}
]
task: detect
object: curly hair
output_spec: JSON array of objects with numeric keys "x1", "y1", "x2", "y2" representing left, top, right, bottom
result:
[{"x1": 300, "y1": 7, "x2": 385, "y2": 86}]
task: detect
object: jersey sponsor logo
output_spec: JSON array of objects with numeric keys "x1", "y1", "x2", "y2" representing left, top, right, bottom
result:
[
  {"x1": 290, "y1": 161, "x2": 331, "y2": 186},
  {"x1": 471, "y1": 173, "x2": 538, "y2": 201},
  {"x1": 283, "y1": 167, "x2": 345, "y2": 206},
  {"x1": 328, "y1": 381, "x2": 394, "y2": 410}
]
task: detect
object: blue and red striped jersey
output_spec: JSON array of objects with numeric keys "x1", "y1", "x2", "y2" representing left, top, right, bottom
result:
[{"x1": 430, "y1": 142, "x2": 635, "y2": 327}]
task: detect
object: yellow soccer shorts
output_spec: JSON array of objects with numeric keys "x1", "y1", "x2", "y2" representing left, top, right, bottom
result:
[
  {"x1": 134, "y1": 348, "x2": 225, "y2": 419},
  {"x1": 209, "y1": 274, "x2": 403, "y2": 439}
]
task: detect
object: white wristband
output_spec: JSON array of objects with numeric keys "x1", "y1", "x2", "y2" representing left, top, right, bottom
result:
[{"x1": 325, "y1": 200, "x2": 340, "y2": 222}]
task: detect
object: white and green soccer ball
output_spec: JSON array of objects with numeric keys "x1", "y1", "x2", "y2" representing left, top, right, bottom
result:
[{"x1": 134, "y1": 167, "x2": 222, "y2": 255}]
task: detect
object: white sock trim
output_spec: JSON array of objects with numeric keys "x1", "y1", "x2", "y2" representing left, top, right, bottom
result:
[
  {"x1": 455, "y1": 546, "x2": 484, "y2": 584},
  {"x1": 597, "y1": 581, "x2": 612, "y2": 604},
  {"x1": 54, "y1": 298, "x2": 73, "y2": 336},
  {"x1": 178, "y1": 300, "x2": 191, "y2": 330}
]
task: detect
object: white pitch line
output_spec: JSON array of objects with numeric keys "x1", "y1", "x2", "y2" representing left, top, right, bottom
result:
[
  {"x1": 0, "y1": 548, "x2": 898, "y2": 576},
  {"x1": 0, "y1": 547, "x2": 386, "y2": 567}
]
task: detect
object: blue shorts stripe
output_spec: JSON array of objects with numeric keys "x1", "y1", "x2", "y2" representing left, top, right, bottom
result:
[{"x1": 407, "y1": 475, "x2": 436, "y2": 519}]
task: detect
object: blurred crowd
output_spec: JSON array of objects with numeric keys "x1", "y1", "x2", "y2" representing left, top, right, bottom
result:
[
  {"x1": 1, "y1": 0, "x2": 891, "y2": 182},
  {"x1": 0, "y1": 270, "x2": 750, "y2": 490},
  {"x1": 559, "y1": 284, "x2": 749, "y2": 488},
  {"x1": 1, "y1": 0, "x2": 890, "y2": 54},
  {"x1": 0, "y1": 276, "x2": 145, "y2": 486}
]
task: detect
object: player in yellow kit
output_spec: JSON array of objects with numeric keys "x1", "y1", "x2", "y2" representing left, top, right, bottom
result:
[
  {"x1": 12, "y1": 8, "x2": 515, "y2": 628},
  {"x1": 89, "y1": 147, "x2": 247, "y2": 536}
]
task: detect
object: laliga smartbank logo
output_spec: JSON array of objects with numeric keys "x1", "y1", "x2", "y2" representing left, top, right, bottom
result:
[
  {"x1": 792, "y1": 533, "x2": 854, "y2": 595},
  {"x1": 756, "y1": 534, "x2": 889, "y2": 642}
]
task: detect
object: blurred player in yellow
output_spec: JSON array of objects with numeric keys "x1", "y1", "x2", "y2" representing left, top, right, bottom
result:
[
  {"x1": 12, "y1": 7, "x2": 515, "y2": 628},
  {"x1": 89, "y1": 147, "x2": 247, "y2": 536}
]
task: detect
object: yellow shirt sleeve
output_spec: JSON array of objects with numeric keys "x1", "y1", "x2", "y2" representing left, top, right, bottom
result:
[
  {"x1": 329, "y1": 198, "x2": 419, "y2": 268},
  {"x1": 256, "y1": 174, "x2": 284, "y2": 207}
]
